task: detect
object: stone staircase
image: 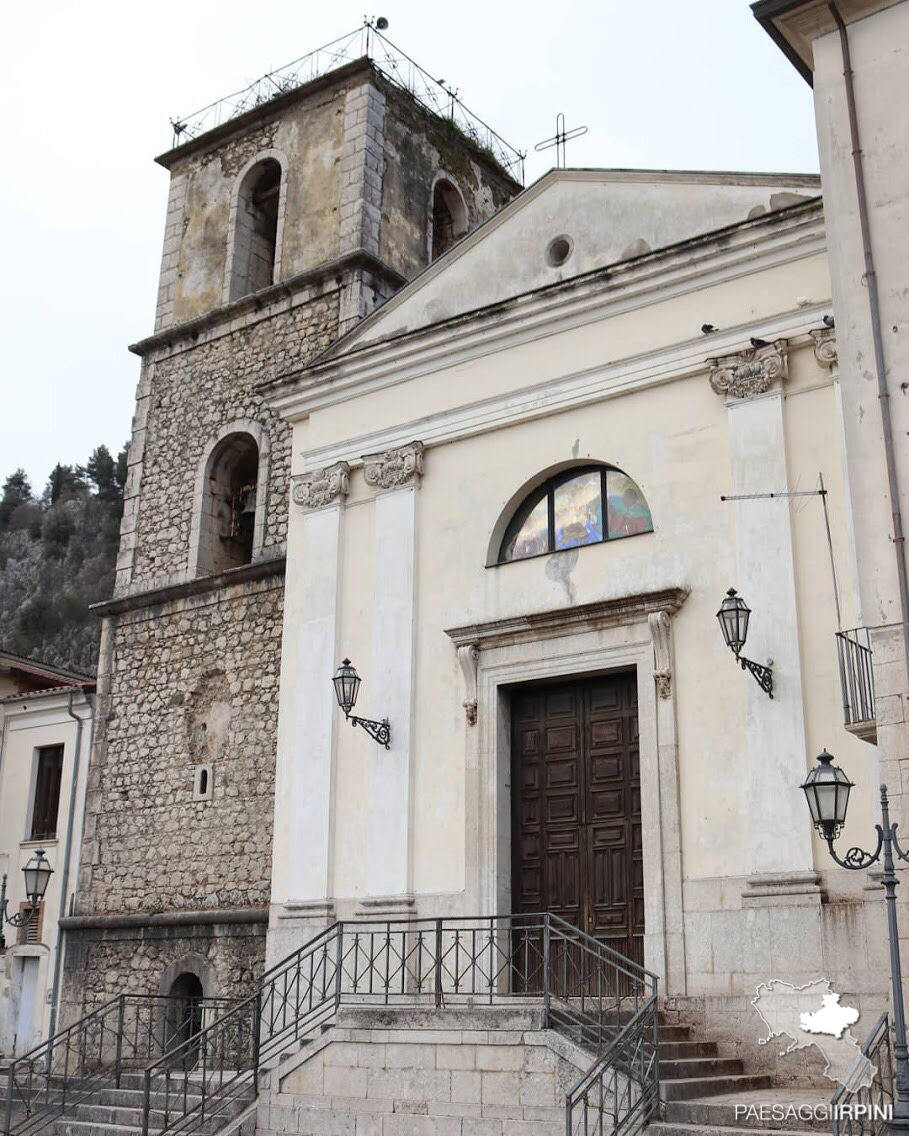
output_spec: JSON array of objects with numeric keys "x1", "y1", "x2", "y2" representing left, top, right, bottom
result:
[
  {"x1": 650, "y1": 1017, "x2": 828, "y2": 1136},
  {"x1": 5, "y1": 1072, "x2": 256, "y2": 1136},
  {"x1": 5, "y1": 1010, "x2": 833, "y2": 1136},
  {"x1": 259, "y1": 1005, "x2": 594, "y2": 1136}
]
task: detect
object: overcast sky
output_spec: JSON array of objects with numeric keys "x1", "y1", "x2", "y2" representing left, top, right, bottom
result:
[{"x1": 0, "y1": 0, "x2": 819, "y2": 492}]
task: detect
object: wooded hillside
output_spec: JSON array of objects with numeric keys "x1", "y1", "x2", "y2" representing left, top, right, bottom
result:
[{"x1": 0, "y1": 445, "x2": 128, "y2": 674}]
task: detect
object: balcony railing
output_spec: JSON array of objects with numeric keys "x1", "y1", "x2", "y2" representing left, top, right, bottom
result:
[{"x1": 836, "y1": 627, "x2": 876, "y2": 742}]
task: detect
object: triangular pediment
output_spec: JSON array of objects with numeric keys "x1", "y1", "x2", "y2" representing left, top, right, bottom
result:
[{"x1": 333, "y1": 167, "x2": 820, "y2": 354}]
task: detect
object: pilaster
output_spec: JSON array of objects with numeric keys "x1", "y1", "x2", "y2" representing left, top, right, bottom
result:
[
  {"x1": 358, "y1": 443, "x2": 423, "y2": 914},
  {"x1": 338, "y1": 81, "x2": 387, "y2": 335},
  {"x1": 269, "y1": 463, "x2": 350, "y2": 956},
  {"x1": 707, "y1": 342, "x2": 820, "y2": 906}
]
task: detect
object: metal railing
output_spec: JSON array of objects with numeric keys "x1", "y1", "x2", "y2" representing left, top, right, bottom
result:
[
  {"x1": 565, "y1": 995, "x2": 660, "y2": 1136},
  {"x1": 139, "y1": 914, "x2": 658, "y2": 1136},
  {"x1": 2, "y1": 994, "x2": 235, "y2": 1136},
  {"x1": 167, "y1": 21, "x2": 525, "y2": 183},
  {"x1": 832, "y1": 1012, "x2": 893, "y2": 1136},
  {"x1": 836, "y1": 626, "x2": 876, "y2": 727}
]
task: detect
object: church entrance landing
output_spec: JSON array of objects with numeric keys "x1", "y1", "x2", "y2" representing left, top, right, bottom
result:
[{"x1": 510, "y1": 670, "x2": 644, "y2": 967}]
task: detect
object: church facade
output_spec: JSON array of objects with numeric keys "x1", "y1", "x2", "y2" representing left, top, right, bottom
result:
[
  {"x1": 48, "y1": 0, "x2": 909, "y2": 1118},
  {"x1": 261, "y1": 165, "x2": 888, "y2": 1077}
]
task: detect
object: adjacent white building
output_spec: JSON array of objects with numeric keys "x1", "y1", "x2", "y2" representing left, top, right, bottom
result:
[{"x1": 0, "y1": 651, "x2": 94, "y2": 1058}]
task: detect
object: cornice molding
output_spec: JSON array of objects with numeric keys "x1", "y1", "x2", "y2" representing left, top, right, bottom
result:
[
  {"x1": 707, "y1": 339, "x2": 789, "y2": 399},
  {"x1": 93, "y1": 556, "x2": 286, "y2": 618},
  {"x1": 296, "y1": 310, "x2": 831, "y2": 475},
  {"x1": 444, "y1": 587, "x2": 689, "y2": 651},
  {"x1": 263, "y1": 202, "x2": 825, "y2": 422},
  {"x1": 61, "y1": 906, "x2": 268, "y2": 931},
  {"x1": 129, "y1": 250, "x2": 406, "y2": 361}
]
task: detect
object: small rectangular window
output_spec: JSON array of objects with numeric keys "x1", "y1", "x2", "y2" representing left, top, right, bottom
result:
[{"x1": 31, "y1": 745, "x2": 64, "y2": 841}]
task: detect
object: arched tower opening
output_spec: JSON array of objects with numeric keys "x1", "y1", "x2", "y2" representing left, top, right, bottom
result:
[
  {"x1": 229, "y1": 158, "x2": 283, "y2": 300},
  {"x1": 197, "y1": 432, "x2": 260, "y2": 575},
  {"x1": 430, "y1": 178, "x2": 468, "y2": 260}
]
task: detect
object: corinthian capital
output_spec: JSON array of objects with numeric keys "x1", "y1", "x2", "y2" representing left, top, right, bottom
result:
[
  {"x1": 810, "y1": 327, "x2": 838, "y2": 370},
  {"x1": 363, "y1": 441, "x2": 425, "y2": 491},
  {"x1": 292, "y1": 461, "x2": 351, "y2": 509},
  {"x1": 707, "y1": 340, "x2": 788, "y2": 399}
]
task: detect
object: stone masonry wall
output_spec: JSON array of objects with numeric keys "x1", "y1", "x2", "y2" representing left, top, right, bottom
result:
[
  {"x1": 262, "y1": 1006, "x2": 590, "y2": 1136},
  {"x1": 378, "y1": 82, "x2": 519, "y2": 283},
  {"x1": 60, "y1": 919, "x2": 266, "y2": 1021},
  {"x1": 123, "y1": 288, "x2": 338, "y2": 594},
  {"x1": 78, "y1": 573, "x2": 283, "y2": 916}
]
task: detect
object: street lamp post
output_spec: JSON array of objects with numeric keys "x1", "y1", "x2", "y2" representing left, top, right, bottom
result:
[
  {"x1": 0, "y1": 849, "x2": 54, "y2": 950},
  {"x1": 801, "y1": 750, "x2": 909, "y2": 1134}
]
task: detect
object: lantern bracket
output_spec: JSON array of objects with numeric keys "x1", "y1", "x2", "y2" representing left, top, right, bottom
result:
[
  {"x1": 0, "y1": 850, "x2": 54, "y2": 951},
  {"x1": 825, "y1": 825, "x2": 884, "y2": 871},
  {"x1": 344, "y1": 713, "x2": 391, "y2": 750},
  {"x1": 738, "y1": 654, "x2": 774, "y2": 699}
]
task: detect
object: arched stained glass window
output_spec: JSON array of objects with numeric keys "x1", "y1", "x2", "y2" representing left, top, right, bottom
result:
[{"x1": 499, "y1": 465, "x2": 653, "y2": 564}]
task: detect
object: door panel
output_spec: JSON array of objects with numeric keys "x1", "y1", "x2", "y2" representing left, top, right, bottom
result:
[{"x1": 511, "y1": 671, "x2": 642, "y2": 966}]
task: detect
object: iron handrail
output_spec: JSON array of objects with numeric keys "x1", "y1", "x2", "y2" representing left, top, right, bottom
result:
[
  {"x1": 167, "y1": 22, "x2": 525, "y2": 182},
  {"x1": 831, "y1": 1012, "x2": 893, "y2": 1136},
  {"x1": 138, "y1": 914, "x2": 657, "y2": 1136},
  {"x1": 2, "y1": 995, "x2": 236, "y2": 1136},
  {"x1": 564, "y1": 993, "x2": 660, "y2": 1136}
]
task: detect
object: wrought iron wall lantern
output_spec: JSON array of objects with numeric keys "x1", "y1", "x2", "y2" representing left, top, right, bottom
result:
[
  {"x1": 332, "y1": 659, "x2": 391, "y2": 749},
  {"x1": 716, "y1": 588, "x2": 774, "y2": 698},
  {"x1": 0, "y1": 849, "x2": 53, "y2": 950},
  {"x1": 800, "y1": 750, "x2": 909, "y2": 1132}
]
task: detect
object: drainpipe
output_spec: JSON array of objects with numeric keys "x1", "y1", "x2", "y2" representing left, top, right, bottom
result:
[
  {"x1": 0, "y1": 702, "x2": 9, "y2": 901},
  {"x1": 46, "y1": 688, "x2": 94, "y2": 1041},
  {"x1": 827, "y1": 1, "x2": 909, "y2": 693}
]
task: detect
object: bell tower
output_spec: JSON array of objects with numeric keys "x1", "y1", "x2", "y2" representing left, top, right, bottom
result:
[{"x1": 62, "y1": 43, "x2": 520, "y2": 1021}]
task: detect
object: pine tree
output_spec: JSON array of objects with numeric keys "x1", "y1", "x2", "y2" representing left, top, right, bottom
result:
[
  {"x1": 0, "y1": 442, "x2": 129, "y2": 672},
  {"x1": 0, "y1": 469, "x2": 33, "y2": 530}
]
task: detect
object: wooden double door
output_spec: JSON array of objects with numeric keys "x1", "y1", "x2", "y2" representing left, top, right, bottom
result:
[{"x1": 510, "y1": 670, "x2": 644, "y2": 966}]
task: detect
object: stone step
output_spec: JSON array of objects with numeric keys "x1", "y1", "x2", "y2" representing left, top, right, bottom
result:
[
  {"x1": 296, "y1": 1101, "x2": 564, "y2": 1135},
  {"x1": 660, "y1": 1075, "x2": 773, "y2": 1102},
  {"x1": 661, "y1": 1096, "x2": 830, "y2": 1131},
  {"x1": 658, "y1": 1025, "x2": 693, "y2": 1042},
  {"x1": 66, "y1": 1104, "x2": 206, "y2": 1127},
  {"x1": 95, "y1": 1086, "x2": 207, "y2": 1108},
  {"x1": 649, "y1": 1124, "x2": 820, "y2": 1136},
  {"x1": 54, "y1": 1106, "x2": 252, "y2": 1136},
  {"x1": 660, "y1": 1058, "x2": 744, "y2": 1080},
  {"x1": 659, "y1": 1042, "x2": 720, "y2": 1060},
  {"x1": 55, "y1": 1121, "x2": 153, "y2": 1136}
]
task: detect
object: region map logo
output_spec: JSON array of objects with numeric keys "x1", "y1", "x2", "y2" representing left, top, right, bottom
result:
[{"x1": 751, "y1": 978, "x2": 874, "y2": 1090}]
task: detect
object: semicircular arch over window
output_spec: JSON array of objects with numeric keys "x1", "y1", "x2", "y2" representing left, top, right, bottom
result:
[{"x1": 498, "y1": 464, "x2": 653, "y2": 564}]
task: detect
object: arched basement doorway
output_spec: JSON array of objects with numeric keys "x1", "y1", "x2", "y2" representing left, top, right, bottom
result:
[{"x1": 164, "y1": 972, "x2": 204, "y2": 1066}]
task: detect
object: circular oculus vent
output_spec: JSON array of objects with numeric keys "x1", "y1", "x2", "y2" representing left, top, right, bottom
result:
[{"x1": 546, "y1": 236, "x2": 573, "y2": 267}]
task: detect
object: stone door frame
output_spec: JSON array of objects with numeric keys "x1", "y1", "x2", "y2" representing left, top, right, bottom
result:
[{"x1": 445, "y1": 587, "x2": 688, "y2": 994}]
